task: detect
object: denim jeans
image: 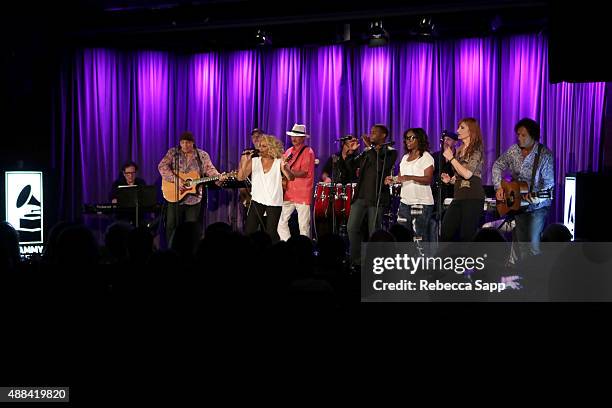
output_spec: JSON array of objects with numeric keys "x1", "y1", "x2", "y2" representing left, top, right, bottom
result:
[
  {"x1": 512, "y1": 206, "x2": 550, "y2": 259},
  {"x1": 397, "y1": 203, "x2": 433, "y2": 241}
]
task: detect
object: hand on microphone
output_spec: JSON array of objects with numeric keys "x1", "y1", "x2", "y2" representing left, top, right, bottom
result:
[
  {"x1": 346, "y1": 137, "x2": 359, "y2": 152},
  {"x1": 361, "y1": 134, "x2": 372, "y2": 148},
  {"x1": 442, "y1": 130, "x2": 458, "y2": 140},
  {"x1": 242, "y1": 148, "x2": 259, "y2": 156}
]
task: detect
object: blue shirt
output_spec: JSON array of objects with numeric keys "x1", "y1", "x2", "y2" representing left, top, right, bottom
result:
[{"x1": 492, "y1": 142, "x2": 554, "y2": 211}]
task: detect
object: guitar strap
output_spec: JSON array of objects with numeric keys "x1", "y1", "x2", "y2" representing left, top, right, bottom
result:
[
  {"x1": 193, "y1": 147, "x2": 208, "y2": 199},
  {"x1": 194, "y1": 147, "x2": 205, "y2": 178},
  {"x1": 529, "y1": 143, "x2": 543, "y2": 194},
  {"x1": 289, "y1": 145, "x2": 307, "y2": 170}
]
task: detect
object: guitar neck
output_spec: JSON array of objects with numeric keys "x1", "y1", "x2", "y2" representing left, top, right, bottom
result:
[
  {"x1": 521, "y1": 190, "x2": 553, "y2": 200},
  {"x1": 192, "y1": 175, "x2": 219, "y2": 185},
  {"x1": 529, "y1": 190, "x2": 552, "y2": 198}
]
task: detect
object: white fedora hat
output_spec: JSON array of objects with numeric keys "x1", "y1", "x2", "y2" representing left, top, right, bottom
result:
[{"x1": 286, "y1": 123, "x2": 309, "y2": 137}]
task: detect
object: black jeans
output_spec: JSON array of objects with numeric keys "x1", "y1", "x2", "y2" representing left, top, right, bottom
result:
[
  {"x1": 441, "y1": 199, "x2": 484, "y2": 242},
  {"x1": 246, "y1": 201, "x2": 282, "y2": 242},
  {"x1": 166, "y1": 202, "x2": 202, "y2": 244},
  {"x1": 347, "y1": 198, "x2": 385, "y2": 267}
]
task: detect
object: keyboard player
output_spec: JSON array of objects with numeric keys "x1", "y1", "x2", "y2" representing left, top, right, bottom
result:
[{"x1": 110, "y1": 161, "x2": 146, "y2": 203}]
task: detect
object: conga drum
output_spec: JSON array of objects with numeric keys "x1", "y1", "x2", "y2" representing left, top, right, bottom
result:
[
  {"x1": 344, "y1": 183, "x2": 357, "y2": 219},
  {"x1": 314, "y1": 182, "x2": 332, "y2": 219},
  {"x1": 333, "y1": 183, "x2": 345, "y2": 220}
]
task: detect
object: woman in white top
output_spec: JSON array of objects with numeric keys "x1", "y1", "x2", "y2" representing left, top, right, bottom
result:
[
  {"x1": 385, "y1": 128, "x2": 434, "y2": 241},
  {"x1": 238, "y1": 135, "x2": 294, "y2": 241}
]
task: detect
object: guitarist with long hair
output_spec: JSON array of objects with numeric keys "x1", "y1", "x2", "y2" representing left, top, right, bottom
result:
[
  {"x1": 158, "y1": 131, "x2": 228, "y2": 244},
  {"x1": 493, "y1": 118, "x2": 554, "y2": 260}
]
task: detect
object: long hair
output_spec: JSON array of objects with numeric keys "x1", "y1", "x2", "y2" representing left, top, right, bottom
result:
[
  {"x1": 458, "y1": 118, "x2": 483, "y2": 158},
  {"x1": 260, "y1": 135, "x2": 284, "y2": 159},
  {"x1": 403, "y1": 128, "x2": 430, "y2": 157}
]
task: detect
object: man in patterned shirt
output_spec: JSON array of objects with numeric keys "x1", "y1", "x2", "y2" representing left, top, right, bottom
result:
[
  {"x1": 158, "y1": 131, "x2": 227, "y2": 244},
  {"x1": 493, "y1": 118, "x2": 555, "y2": 260}
]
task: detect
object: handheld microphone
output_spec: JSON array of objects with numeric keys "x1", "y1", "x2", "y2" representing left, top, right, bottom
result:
[
  {"x1": 378, "y1": 141, "x2": 395, "y2": 147},
  {"x1": 337, "y1": 136, "x2": 354, "y2": 142},
  {"x1": 241, "y1": 148, "x2": 260, "y2": 156}
]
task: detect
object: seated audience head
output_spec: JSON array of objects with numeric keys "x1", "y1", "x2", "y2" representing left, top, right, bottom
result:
[
  {"x1": 105, "y1": 221, "x2": 134, "y2": 261},
  {"x1": 170, "y1": 221, "x2": 203, "y2": 259},
  {"x1": 370, "y1": 229, "x2": 395, "y2": 242},
  {"x1": 205, "y1": 222, "x2": 232, "y2": 240},
  {"x1": 389, "y1": 224, "x2": 414, "y2": 242},
  {"x1": 56, "y1": 224, "x2": 99, "y2": 267},
  {"x1": 127, "y1": 226, "x2": 155, "y2": 263},
  {"x1": 472, "y1": 227, "x2": 507, "y2": 242},
  {"x1": 0, "y1": 222, "x2": 20, "y2": 271},
  {"x1": 541, "y1": 223, "x2": 572, "y2": 243}
]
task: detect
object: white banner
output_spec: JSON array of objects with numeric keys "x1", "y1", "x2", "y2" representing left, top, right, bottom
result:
[{"x1": 5, "y1": 171, "x2": 44, "y2": 244}]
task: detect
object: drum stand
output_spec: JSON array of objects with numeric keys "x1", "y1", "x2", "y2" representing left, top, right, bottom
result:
[{"x1": 411, "y1": 205, "x2": 426, "y2": 256}]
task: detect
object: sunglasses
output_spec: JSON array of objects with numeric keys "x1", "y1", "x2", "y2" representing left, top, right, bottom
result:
[{"x1": 404, "y1": 135, "x2": 417, "y2": 141}]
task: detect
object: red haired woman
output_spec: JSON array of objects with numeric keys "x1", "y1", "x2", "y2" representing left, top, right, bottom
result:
[{"x1": 440, "y1": 118, "x2": 486, "y2": 242}]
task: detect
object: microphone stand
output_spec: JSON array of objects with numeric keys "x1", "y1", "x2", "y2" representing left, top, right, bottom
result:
[
  {"x1": 373, "y1": 144, "x2": 388, "y2": 233},
  {"x1": 436, "y1": 137, "x2": 444, "y2": 241},
  {"x1": 135, "y1": 186, "x2": 140, "y2": 228},
  {"x1": 172, "y1": 146, "x2": 180, "y2": 248},
  {"x1": 331, "y1": 153, "x2": 336, "y2": 235}
]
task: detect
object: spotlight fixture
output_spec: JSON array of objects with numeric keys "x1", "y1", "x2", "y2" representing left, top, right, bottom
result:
[
  {"x1": 412, "y1": 16, "x2": 435, "y2": 37},
  {"x1": 255, "y1": 29, "x2": 271, "y2": 46},
  {"x1": 490, "y1": 15, "x2": 503, "y2": 33},
  {"x1": 368, "y1": 20, "x2": 389, "y2": 47}
]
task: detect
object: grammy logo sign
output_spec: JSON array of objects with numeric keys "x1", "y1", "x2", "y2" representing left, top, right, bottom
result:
[
  {"x1": 5, "y1": 171, "x2": 44, "y2": 244},
  {"x1": 564, "y1": 175, "x2": 576, "y2": 240}
]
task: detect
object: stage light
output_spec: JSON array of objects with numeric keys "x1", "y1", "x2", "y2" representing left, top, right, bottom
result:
[
  {"x1": 412, "y1": 16, "x2": 435, "y2": 37},
  {"x1": 490, "y1": 15, "x2": 503, "y2": 33},
  {"x1": 255, "y1": 29, "x2": 272, "y2": 46},
  {"x1": 368, "y1": 20, "x2": 389, "y2": 47}
]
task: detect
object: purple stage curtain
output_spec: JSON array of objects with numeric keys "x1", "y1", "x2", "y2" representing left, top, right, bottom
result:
[{"x1": 53, "y1": 34, "x2": 605, "y2": 227}]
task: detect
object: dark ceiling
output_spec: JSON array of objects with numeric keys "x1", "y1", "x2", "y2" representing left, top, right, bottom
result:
[{"x1": 6, "y1": 0, "x2": 551, "y2": 51}]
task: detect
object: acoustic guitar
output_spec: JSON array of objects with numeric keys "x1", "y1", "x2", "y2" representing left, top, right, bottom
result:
[
  {"x1": 279, "y1": 149, "x2": 319, "y2": 193},
  {"x1": 496, "y1": 179, "x2": 553, "y2": 217},
  {"x1": 281, "y1": 151, "x2": 295, "y2": 193},
  {"x1": 162, "y1": 170, "x2": 236, "y2": 203}
]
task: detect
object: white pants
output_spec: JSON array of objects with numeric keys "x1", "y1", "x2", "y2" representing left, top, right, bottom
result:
[{"x1": 277, "y1": 201, "x2": 311, "y2": 241}]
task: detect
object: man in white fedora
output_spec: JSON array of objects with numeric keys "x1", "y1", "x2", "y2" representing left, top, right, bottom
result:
[{"x1": 277, "y1": 123, "x2": 316, "y2": 241}]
